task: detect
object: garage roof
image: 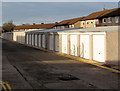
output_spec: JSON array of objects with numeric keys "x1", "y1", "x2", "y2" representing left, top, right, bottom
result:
[
  {"x1": 58, "y1": 26, "x2": 119, "y2": 33},
  {"x1": 25, "y1": 26, "x2": 119, "y2": 34}
]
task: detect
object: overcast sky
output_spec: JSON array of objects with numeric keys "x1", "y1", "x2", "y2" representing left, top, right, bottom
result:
[{"x1": 2, "y1": 2, "x2": 118, "y2": 26}]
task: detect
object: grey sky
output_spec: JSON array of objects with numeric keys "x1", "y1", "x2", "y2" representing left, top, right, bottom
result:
[
  {"x1": 2, "y1": 0, "x2": 120, "y2": 2},
  {"x1": 2, "y1": 2, "x2": 118, "y2": 26}
]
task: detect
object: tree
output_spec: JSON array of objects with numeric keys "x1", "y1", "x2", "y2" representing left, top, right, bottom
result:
[{"x1": 2, "y1": 21, "x2": 15, "y2": 32}]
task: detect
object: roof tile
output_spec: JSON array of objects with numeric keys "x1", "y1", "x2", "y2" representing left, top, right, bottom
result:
[{"x1": 14, "y1": 23, "x2": 56, "y2": 30}]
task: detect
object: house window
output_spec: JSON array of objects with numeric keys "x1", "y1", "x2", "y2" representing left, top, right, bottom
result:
[
  {"x1": 103, "y1": 18, "x2": 107, "y2": 23},
  {"x1": 91, "y1": 22, "x2": 93, "y2": 24},
  {"x1": 87, "y1": 22, "x2": 89, "y2": 24},
  {"x1": 108, "y1": 17, "x2": 112, "y2": 23},
  {"x1": 115, "y1": 16, "x2": 119, "y2": 23}
]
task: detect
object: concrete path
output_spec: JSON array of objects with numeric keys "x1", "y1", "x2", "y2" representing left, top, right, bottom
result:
[{"x1": 2, "y1": 39, "x2": 119, "y2": 90}]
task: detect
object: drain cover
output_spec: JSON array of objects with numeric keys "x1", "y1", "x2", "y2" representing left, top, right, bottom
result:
[{"x1": 58, "y1": 74, "x2": 79, "y2": 81}]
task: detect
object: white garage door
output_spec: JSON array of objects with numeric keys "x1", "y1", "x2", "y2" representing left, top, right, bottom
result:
[
  {"x1": 35, "y1": 34, "x2": 38, "y2": 46},
  {"x1": 49, "y1": 34, "x2": 54, "y2": 50},
  {"x1": 55, "y1": 35, "x2": 59, "y2": 52},
  {"x1": 32, "y1": 34, "x2": 34, "y2": 46},
  {"x1": 29, "y1": 34, "x2": 32, "y2": 45},
  {"x1": 38, "y1": 34, "x2": 41, "y2": 47},
  {"x1": 17, "y1": 33, "x2": 20, "y2": 42},
  {"x1": 70, "y1": 35, "x2": 78, "y2": 56},
  {"x1": 62, "y1": 35, "x2": 68, "y2": 54},
  {"x1": 21, "y1": 33, "x2": 25, "y2": 44},
  {"x1": 26, "y1": 34, "x2": 29, "y2": 44},
  {"x1": 13, "y1": 33, "x2": 16, "y2": 41},
  {"x1": 80, "y1": 35, "x2": 90, "y2": 59},
  {"x1": 42, "y1": 34, "x2": 46, "y2": 48},
  {"x1": 16, "y1": 33, "x2": 18, "y2": 42},
  {"x1": 18, "y1": 33, "x2": 21, "y2": 43},
  {"x1": 21, "y1": 33, "x2": 23, "y2": 43},
  {"x1": 19, "y1": 33, "x2": 21, "y2": 42},
  {"x1": 93, "y1": 35, "x2": 105, "y2": 62}
]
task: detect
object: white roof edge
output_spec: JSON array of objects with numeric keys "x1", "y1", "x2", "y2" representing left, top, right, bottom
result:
[{"x1": 7, "y1": 26, "x2": 120, "y2": 33}]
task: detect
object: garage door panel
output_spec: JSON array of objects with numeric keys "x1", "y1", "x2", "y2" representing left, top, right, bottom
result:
[
  {"x1": 38, "y1": 34, "x2": 41, "y2": 47},
  {"x1": 26, "y1": 34, "x2": 29, "y2": 44},
  {"x1": 80, "y1": 35, "x2": 90, "y2": 59},
  {"x1": 55, "y1": 35, "x2": 59, "y2": 52},
  {"x1": 29, "y1": 34, "x2": 32, "y2": 45},
  {"x1": 42, "y1": 34, "x2": 46, "y2": 48},
  {"x1": 32, "y1": 34, "x2": 34, "y2": 46},
  {"x1": 62, "y1": 35, "x2": 67, "y2": 54},
  {"x1": 93, "y1": 35, "x2": 105, "y2": 62},
  {"x1": 70, "y1": 35, "x2": 78, "y2": 56},
  {"x1": 35, "y1": 34, "x2": 38, "y2": 46},
  {"x1": 49, "y1": 35, "x2": 54, "y2": 50}
]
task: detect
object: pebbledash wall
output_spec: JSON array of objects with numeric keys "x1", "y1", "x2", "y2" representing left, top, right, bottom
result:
[{"x1": 2, "y1": 26, "x2": 119, "y2": 65}]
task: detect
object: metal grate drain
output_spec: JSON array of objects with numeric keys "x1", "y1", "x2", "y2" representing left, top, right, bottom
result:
[{"x1": 58, "y1": 74, "x2": 80, "y2": 81}]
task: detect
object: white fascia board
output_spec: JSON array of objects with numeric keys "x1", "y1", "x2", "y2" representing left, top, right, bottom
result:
[{"x1": 57, "y1": 32, "x2": 106, "y2": 35}]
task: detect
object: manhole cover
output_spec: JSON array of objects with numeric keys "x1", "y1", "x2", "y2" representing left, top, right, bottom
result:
[{"x1": 58, "y1": 74, "x2": 80, "y2": 81}]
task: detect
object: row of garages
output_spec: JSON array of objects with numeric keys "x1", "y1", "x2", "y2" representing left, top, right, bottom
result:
[
  {"x1": 2, "y1": 26, "x2": 119, "y2": 65},
  {"x1": 26, "y1": 32, "x2": 105, "y2": 62}
]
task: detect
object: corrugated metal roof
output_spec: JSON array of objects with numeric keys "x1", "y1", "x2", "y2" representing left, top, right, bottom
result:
[
  {"x1": 26, "y1": 27, "x2": 83, "y2": 33},
  {"x1": 58, "y1": 26, "x2": 119, "y2": 33},
  {"x1": 25, "y1": 26, "x2": 119, "y2": 34}
]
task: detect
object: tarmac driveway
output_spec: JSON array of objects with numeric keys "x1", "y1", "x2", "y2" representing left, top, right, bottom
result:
[{"x1": 2, "y1": 39, "x2": 119, "y2": 90}]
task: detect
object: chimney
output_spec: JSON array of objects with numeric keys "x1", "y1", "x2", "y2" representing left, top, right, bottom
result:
[
  {"x1": 33, "y1": 23, "x2": 35, "y2": 25},
  {"x1": 103, "y1": 8, "x2": 106, "y2": 11},
  {"x1": 55, "y1": 22, "x2": 58, "y2": 24}
]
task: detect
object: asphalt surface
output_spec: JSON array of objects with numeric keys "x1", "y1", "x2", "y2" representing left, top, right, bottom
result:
[{"x1": 2, "y1": 38, "x2": 120, "y2": 90}]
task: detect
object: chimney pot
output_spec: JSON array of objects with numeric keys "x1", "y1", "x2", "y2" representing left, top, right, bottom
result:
[{"x1": 103, "y1": 8, "x2": 106, "y2": 11}]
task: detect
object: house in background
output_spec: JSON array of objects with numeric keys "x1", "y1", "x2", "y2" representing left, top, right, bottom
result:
[
  {"x1": 14, "y1": 23, "x2": 57, "y2": 31},
  {"x1": 81, "y1": 8, "x2": 120, "y2": 28},
  {"x1": 54, "y1": 17, "x2": 85, "y2": 29},
  {"x1": 96, "y1": 8, "x2": 120, "y2": 27},
  {"x1": 14, "y1": 7, "x2": 120, "y2": 31}
]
